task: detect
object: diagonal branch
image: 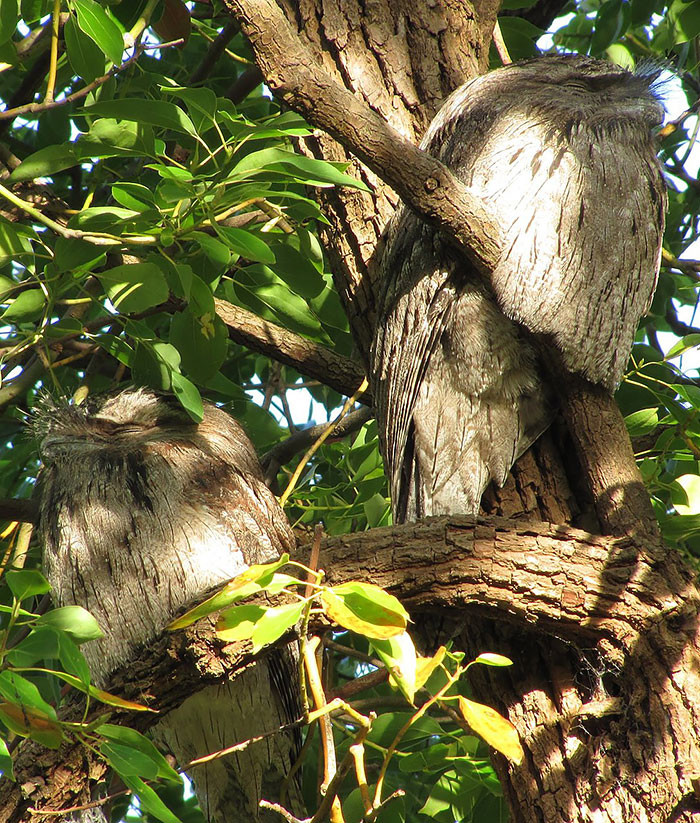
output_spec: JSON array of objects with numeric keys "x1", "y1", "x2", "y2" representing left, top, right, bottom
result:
[
  {"x1": 214, "y1": 298, "x2": 368, "y2": 401},
  {"x1": 223, "y1": 0, "x2": 502, "y2": 278}
]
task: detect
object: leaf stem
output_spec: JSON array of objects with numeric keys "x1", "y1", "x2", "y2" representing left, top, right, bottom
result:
[{"x1": 44, "y1": 0, "x2": 62, "y2": 105}]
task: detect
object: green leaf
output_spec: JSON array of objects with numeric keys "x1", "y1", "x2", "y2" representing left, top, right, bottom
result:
[
  {"x1": 591, "y1": 0, "x2": 625, "y2": 53},
  {"x1": 625, "y1": 407, "x2": 659, "y2": 438},
  {"x1": 232, "y1": 265, "x2": 325, "y2": 340},
  {"x1": 161, "y1": 85, "x2": 217, "y2": 132},
  {"x1": 37, "y1": 605, "x2": 104, "y2": 642},
  {"x1": 493, "y1": 16, "x2": 542, "y2": 59},
  {"x1": 170, "y1": 308, "x2": 228, "y2": 381},
  {"x1": 21, "y1": 0, "x2": 49, "y2": 23},
  {"x1": 84, "y1": 99, "x2": 196, "y2": 136},
  {"x1": 171, "y1": 373, "x2": 203, "y2": 421},
  {"x1": 230, "y1": 148, "x2": 370, "y2": 190},
  {"x1": 64, "y1": 14, "x2": 105, "y2": 82},
  {"x1": 119, "y1": 774, "x2": 182, "y2": 823},
  {"x1": 100, "y1": 725, "x2": 180, "y2": 782},
  {"x1": 102, "y1": 741, "x2": 160, "y2": 779},
  {"x1": 54, "y1": 236, "x2": 105, "y2": 274},
  {"x1": 669, "y1": 0, "x2": 700, "y2": 43},
  {"x1": 2, "y1": 289, "x2": 45, "y2": 323},
  {"x1": 6, "y1": 569, "x2": 51, "y2": 601},
  {"x1": 370, "y1": 632, "x2": 417, "y2": 704},
  {"x1": 111, "y1": 182, "x2": 157, "y2": 212},
  {"x1": 0, "y1": 217, "x2": 33, "y2": 264},
  {"x1": 8, "y1": 144, "x2": 80, "y2": 182},
  {"x1": 71, "y1": 0, "x2": 124, "y2": 64},
  {"x1": 0, "y1": 0, "x2": 18, "y2": 46},
  {"x1": 363, "y1": 492, "x2": 389, "y2": 528},
  {"x1": 0, "y1": 736, "x2": 14, "y2": 780},
  {"x1": 250, "y1": 601, "x2": 304, "y2": 653},
  {"x1": 320, "y1": 582, "x2": 408, "y2": 639},
  {"x1": 98, "y1": 262, "x2": 169, "y2": 312},
  {"x1": 0, "y1": 671, "x2": 57, "y2": 720},
  {"x1": 81, "y1": 118, "x2": 157, "y2": 156},
  {"x1": 192, "y1": 232, "x2": 231, "y2": 269},
  {"x1": 57, "y1": 633, "x2": 91, "y2": 684},
  {"x1": 216, "y1": 603, "x2": 266, "y2": 642},
  {"x1": 6, "y1": 627, "x2": 60, "y2": 667},
  {"x1": 271, "y1": 243, "x2": 325, "y2": 298},
  {"x1": 215, "y1": 225, "x2": 276, "y2": 264}
]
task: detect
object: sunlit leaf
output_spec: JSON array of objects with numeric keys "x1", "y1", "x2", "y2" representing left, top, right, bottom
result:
[
  {"x1": 250, "y1": 601, "x2": 304, "y2": 653},
  {"x1": 320, "y1": 582, "x2": 408, "y2": 639},
  {"x1": 0, "y1": 701, "x2": 63, "y2": 748},
  {"x1": 370, "y1": 632, "x2": 417, "y2": 704},
  {"x1": 458, "y1": 696, "x2": 524, "y2": 764},
  {"x1": 6, "y1": 568, "x2": 51, "y2": 601},
  {"x1": 415, "y1": 646, "x2": 447, "y2": 690},
  {"x1": 673, "y1": 474, "x2": 700, "y2": 516},
  {"x1": 71, "y1": 0, "x2": 123, "y2": 64},
  {"x1": 36, "y1": 605, "x2": 103, "y2": 642},
  {"x1": 215, "y1": 603, "x2": 266, "y2": 642},
  {"x1": 473, "y1": 653, "x2": 514, "y2": 668},
  {"x1": 168, "y1": 555, "x2": 290, "y2": 630}
]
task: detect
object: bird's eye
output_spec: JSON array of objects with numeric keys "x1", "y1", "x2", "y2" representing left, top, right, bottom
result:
[{"x1": 562, "y1": 80, "x2": 590, "y2": 92}]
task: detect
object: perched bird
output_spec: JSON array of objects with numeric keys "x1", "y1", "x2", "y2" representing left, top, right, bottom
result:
[
  {"x1": 35, "y1": 387, "x2": 300, "y2": 822},
  {"x1": 371, "y1": 54, "x2": 666, "y2": 522}
]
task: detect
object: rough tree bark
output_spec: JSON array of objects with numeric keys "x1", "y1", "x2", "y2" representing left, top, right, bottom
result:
[
  {"x1": 2, "y1": 519, "x2": 699, "y2": 821},
  {"x1": 222, "y1": 2, "x2": 700, "y2": 822},
  {"x1": 2, "y1": 2, "x2": 699, "y2": 822}
]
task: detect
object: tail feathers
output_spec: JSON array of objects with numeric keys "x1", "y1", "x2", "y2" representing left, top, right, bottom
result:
[{"x1": 401, "y1": 371, "x2": 551, "y2": 520}]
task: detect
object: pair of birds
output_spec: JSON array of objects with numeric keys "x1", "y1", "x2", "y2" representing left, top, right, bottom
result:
[{"x1": 35, "y1": 54, "x2": 665, "y2": 820}]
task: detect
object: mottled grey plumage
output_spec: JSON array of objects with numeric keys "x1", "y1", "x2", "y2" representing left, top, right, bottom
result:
[
  {"x1": 371, "y1": 54, "x2": 666, "y2": 522},
  {"x1": 36, "y1": 388, "x2": 300, "y2": 822}
]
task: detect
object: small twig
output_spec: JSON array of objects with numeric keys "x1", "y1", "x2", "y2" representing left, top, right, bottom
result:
[
  {"x1": 331, "y1": 667, "x2": 389, "y2": 701},
  {"x1": 492, "y1": 19, "x2": 512, "y2": 65},
  {"x1": 304, "y1": 525, "x2": 323, "y2": 600},
  {"x1": 258, "y1": 799, "x2": 307, "y2": 823},
  {"x1": 185, "y1": 716, "x2": 305, "y2": 769},
  {"x1": 303, "y1": 636, "x2": 338, "y2": 798},
  {"x1": 279, "y1": 378, "x2": 369, "y2": 507},
  {"x1": 44, "y1": 0, "x2": 62, "y2": 104},
  {"x1": 262, "y1": 407, "x2": 373, "y2": 486}
]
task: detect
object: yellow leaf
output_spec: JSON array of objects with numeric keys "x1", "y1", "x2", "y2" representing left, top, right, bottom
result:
[
  {"x1": 168, "y1": 556, "x2": 288, "y2": 630},
  {"x1": 458, "y1": 696, "x2": 524, "y2": 764},
  {"x1": 0, "y1": 702, "x2": 64, "y2": 748},
  {"x1": 320, "y1": 582, "x2": 408, "y2": 639},
  {"x1": 415, "y1": 646, "x2": 446, "y2": 690}
]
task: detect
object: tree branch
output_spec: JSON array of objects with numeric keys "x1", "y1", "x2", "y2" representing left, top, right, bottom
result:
[
  {"x1": 214, "y1": 298, "x2": 369, "y2": 401},
  {"x1": 1, "y1": 514, "x2": 696, "y2": 821},
  {"x1": 223, "y1": 0, "x2": 503, "y2": 278}
]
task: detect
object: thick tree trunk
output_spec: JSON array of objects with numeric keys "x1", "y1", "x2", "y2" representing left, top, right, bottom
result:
[{"x1": 225, "y1": 2, "x2": 700, "y2": 821}]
